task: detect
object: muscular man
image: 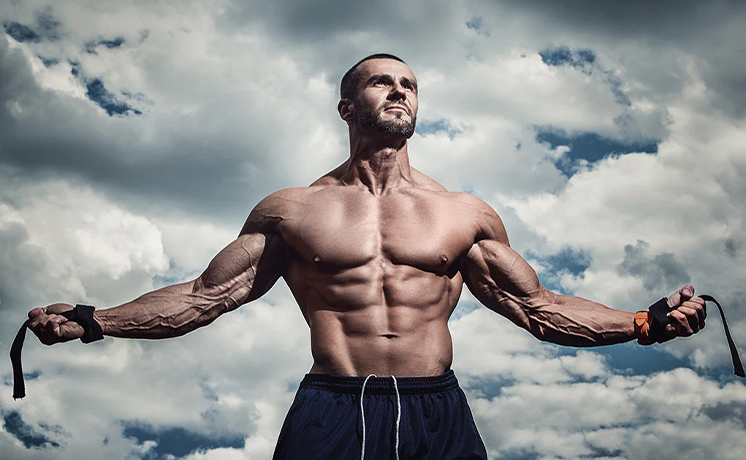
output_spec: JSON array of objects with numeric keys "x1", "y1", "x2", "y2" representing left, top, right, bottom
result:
[{"x1": 28, "y1": 54, "x2": 706, "y2": 459}]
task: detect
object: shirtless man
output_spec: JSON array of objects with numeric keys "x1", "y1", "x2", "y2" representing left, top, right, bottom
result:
[{"x1": 28, "y1": 54, "x2": 706, "y2": 459}]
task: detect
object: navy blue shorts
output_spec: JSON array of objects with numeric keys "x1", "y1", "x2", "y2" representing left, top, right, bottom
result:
[{"x1": 273, "y1": 370, "x2": 488, "y2": 459}]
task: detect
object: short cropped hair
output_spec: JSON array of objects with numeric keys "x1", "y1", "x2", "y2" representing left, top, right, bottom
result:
[{"x1": 340, "y1": 53, "x2": 406, "y2": 100}]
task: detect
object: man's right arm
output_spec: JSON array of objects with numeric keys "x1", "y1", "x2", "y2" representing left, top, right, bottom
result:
[{"x1": 28, "y1": 200, "x2": 289, "y2": 344}]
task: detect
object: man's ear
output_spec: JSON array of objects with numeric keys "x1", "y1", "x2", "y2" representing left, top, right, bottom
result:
[{"x1": 338, "y1": 98, "x2": 354, "y2": 124}]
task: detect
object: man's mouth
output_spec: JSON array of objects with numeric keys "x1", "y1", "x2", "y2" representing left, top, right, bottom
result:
[{"x1": 384, "y1": 105, "x2": 409, "y2": 115}]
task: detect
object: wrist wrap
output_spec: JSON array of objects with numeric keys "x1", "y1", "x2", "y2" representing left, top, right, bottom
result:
[
  {"x1": 646, "y1": 297, "x2": 670, "y2": 343},
  {"x1": 66, "y1": 304, "x2": 104, "y2": 344}
]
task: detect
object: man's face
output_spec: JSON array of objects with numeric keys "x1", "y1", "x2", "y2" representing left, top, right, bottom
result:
[{"x1": 351, "y1": 59, "x2": 418, "y2": 138}]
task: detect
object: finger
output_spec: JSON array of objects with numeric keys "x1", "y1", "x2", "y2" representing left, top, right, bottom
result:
[
  {"x1": 28, "y1": 312, "x2": 47, "y2": 329},
  {"x1": 46, "y1": 303, "x2": 74, "y2": 315},
  {"x1": 682, "y1": 299, "x2": 706, "y2": 328},
  {"x1": 28, "y1": 307, "x2": 46, "y2": 319},
  {"x1": 668, "y1": 310, "x2": 695, "y2": 337},
  {"x1": 668, "y1": 284, "x2": 695, "y2": 308},
  {"x1": 59, "y1": 322, "x2": 84, "y2": 341},
  {"x1": 670, "y1": 306, "x2": 701, "y2": 333}
]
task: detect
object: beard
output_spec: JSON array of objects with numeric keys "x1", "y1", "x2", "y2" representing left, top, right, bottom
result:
[{"x1": 357, "y1": 104, "x2": 416, "y2": 138}]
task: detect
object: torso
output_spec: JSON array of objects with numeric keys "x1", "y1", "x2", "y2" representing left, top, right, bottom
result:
[{"x1": 251, "y1": 168, "x2": 494, "y2": 377}]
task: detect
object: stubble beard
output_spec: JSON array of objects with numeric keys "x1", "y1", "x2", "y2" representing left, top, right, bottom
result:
[{"x1": 357, "y1": 105, "x2": 417, "y2": 139}]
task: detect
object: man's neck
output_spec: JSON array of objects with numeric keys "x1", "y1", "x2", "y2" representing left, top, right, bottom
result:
[{"x1": 343, "y1": 130, "x2": 413, "y2": 195}]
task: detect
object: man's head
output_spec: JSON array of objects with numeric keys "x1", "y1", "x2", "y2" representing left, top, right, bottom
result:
[{"x1": 338, "y1": 54, "x2": 418, "y2": 139}]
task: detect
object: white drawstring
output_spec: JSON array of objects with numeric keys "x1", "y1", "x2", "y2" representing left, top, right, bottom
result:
[
  {"x1": 360, "y1": 374, "x2": 401, "y2": 460},
  {"x1": 360, "y1": 374, "x2": 376, "y2": 460},
  {"x1": 392, "y1": 375, "x2": 401, "y2": 460}
]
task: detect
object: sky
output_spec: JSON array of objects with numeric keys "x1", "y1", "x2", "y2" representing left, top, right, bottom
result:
[{"x1": 1, "y1": 0, "x2": 746, "y2": 459}]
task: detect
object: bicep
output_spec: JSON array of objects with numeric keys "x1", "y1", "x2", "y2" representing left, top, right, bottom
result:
[
  {"x1": 196, "y1": 231, "x2": 287, "y2": 307},
  {"x1": 462, "y1": 239, "x2": 551, "y2": 327}
]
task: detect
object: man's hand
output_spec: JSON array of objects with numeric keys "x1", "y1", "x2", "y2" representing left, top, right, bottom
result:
[
  {"x1": 28, "y1": 303, "x2": 85, "y2": 345},
  {"x1": 663, "y1": 284, "x2": 706, "y2": 339}
]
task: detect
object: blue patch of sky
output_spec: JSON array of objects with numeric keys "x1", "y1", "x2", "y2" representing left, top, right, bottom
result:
[
  {"x1": 463, "y1": 374, "x2": 515, "y2": 400},
  {"x1": 2, "y1": 14, "x2": 60, "y2": 43},
  {"x1": 589, "y1": 343, "x2": 690, "y2": 376},
  {"x1": 69, "y1": 60, "x2": 81, "y2": 77},
  {"x1": 153, "y1": 275, "x2": 189, "y2": 290},
  {"x1": 589, "y1": 446, "x2": 625, "y2": 458},
  {"x1": 540, "y1": 46, "x2": 630, "y2": 106},
  {"x1": 85, "y1": 79, "x2": 142, "y2": 117},
  {"x1": 121, "y1": 421, "x2": 245, "y2": 460},
  {"x1": 554, "y1": 341, "x2": 741, "y2": 379},
  {"x1": 494, "y1": 448, "x2": 540, "y2": 460},
  {"x1": 2, "y1": 370, "x2": 40, "y2": 387},
  {"x1": 525, "y1": 247, "x2": 591, "y2": 294},
  {"x1": 1, "y1": 410, "x2": 60, "y2": 449},
  {"x1": 3, "y1": 22, "x2": 41, "y2": 43},
  {"x1": 450, "y1": 300, "x2": 481, "y2": 322},
  {"x1": 539, "y1": 46, "x2": 595, "y2": 71},
  {"x1": 39, "y1": 56, "x2": 59, "y2": 67},
  {"x1": 416, "y1": 119, "x2": 462, "y2": 139},
  {"x1": 85, "y1": 37, "x2": 126, "y2": 54},
  {"x1": 68, "y1": 61, "x2": 144, "y2": 117},
  {"x1": 535, "y1": 128, "x2": 659, "y2": 177}
]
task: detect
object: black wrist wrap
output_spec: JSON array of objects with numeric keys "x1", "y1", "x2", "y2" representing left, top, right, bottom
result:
[
  {"x1": 647, "y1": 297, "x2": 670, "y2": 343},
  {"x1": 10, "y1": 304, "x2": 103, "y2": 399},
  {"x1": 67, "y1": 304, "x2": 104, "y2": 344}
]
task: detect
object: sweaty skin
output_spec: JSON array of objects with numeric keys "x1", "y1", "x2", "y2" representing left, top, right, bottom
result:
[{"x1": 28, "y1": 58, "x2": 707, "y2": 378}]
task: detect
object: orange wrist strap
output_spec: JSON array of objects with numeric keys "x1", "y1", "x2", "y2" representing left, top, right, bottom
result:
[{"x1": 634, "y1": 311, "x2": 653, "y2": 346}]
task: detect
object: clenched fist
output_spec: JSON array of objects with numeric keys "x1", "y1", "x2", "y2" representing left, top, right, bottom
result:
[
  {"x1": 663, "y1": 284, "x2": 706, "y2": 340},
  {"x1": 27, "y1": 303, "x2": 85, "y2": 345}
]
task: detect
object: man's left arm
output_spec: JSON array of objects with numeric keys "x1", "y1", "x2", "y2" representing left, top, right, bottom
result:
[{"x1": 460, "y1": 216, "x2": 705, "y2": 346}]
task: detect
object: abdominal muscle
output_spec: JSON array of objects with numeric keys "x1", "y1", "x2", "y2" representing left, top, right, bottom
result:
[{"x1": 291, "y1": 261, "x2": 463, "y2": 378}]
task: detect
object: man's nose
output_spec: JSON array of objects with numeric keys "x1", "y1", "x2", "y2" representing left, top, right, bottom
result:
[{"x1": 388, "y1": 82, "x2": 406, "y2": 100}]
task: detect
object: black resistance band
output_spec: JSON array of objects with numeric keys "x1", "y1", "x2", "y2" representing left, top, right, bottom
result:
[{"x1": 10, "y1": 305, "x2": 103, "y2": 399}]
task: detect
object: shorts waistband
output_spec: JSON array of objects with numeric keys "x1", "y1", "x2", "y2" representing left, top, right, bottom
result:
[{"x1": 299, "y1": 369, "x2": 459, "y2": 395}]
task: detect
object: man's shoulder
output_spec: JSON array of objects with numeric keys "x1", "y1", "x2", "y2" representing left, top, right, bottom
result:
[
  {"x1": 439, "y1": 191, "x2": 509, "y2": 245},
  {"x1": 241, "y1": 187, "x2": 317, "y2": 234}
]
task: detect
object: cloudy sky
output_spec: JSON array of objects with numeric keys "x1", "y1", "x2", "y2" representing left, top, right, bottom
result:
[{"x1": 1, "y1": 0, "x2": 746, "y2": 459}]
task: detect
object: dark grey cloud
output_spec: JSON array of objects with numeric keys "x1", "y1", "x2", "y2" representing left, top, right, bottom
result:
[
  {"x1": 702, "y1": 401, "x2": 746, "y2": 428},
  {"x1": 0, "y1": 222, "x2": 48, "y2": 316},
  {"x1": 0, "y1": 36, "x2": 300, "y2": 224},
  {"x1": 617, "y1": 240, "x2": 690, "y2": 292},
  {"x1": 218, "y1": 0, "x2": 467, "y2": 84}
]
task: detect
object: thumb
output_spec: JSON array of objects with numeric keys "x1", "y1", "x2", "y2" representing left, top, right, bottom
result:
[{"x1": 668, "y1": 284, "x2": 694, "y2": 308}]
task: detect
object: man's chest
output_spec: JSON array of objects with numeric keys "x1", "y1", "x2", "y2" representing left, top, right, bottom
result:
[{"x1": 279, "y1": 189, "x2": 478, "y2": 272}]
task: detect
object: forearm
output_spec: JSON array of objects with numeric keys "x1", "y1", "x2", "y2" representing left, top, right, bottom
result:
[
  {"x1": 500, "y1": 286, "x2": 636, "y2": 347},
  {"x1": 94, "y1": 279, "x2": 238, "y2": 339}
]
